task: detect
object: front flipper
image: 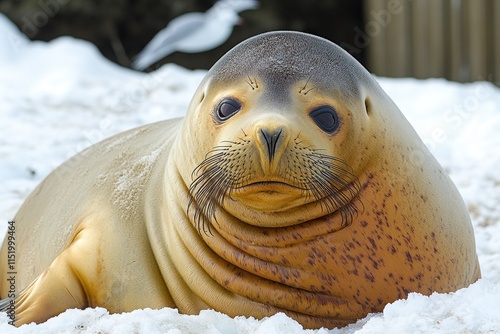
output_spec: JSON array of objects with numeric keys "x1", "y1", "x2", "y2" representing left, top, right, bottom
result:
[{"x1": 0, "y1": 247, "x2": 89, "y2": 326}]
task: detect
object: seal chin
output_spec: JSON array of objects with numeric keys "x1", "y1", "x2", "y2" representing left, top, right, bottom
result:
[{"x1": 231, "y1": 181, "x2": 308, "y2": 212}]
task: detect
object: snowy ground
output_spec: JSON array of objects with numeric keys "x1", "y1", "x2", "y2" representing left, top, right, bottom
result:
[{"x1": 1, "y1": 13, "x2": 499, "y2": 334}]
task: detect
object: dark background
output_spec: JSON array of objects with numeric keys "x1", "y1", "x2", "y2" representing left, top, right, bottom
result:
[{"x1": 0, "y1": 0, "x2": 365, "y2": 71}]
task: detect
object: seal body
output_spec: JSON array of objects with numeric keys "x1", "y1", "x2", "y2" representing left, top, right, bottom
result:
[{"x1": 0, "y1": 31, "x2": 480, "y2": 328}]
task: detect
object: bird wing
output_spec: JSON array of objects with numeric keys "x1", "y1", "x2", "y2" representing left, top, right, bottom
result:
[
  {"x1": 214, "y1": 0, "x2": 259, "y2": 13},
  {"x1": 132, "y1": 12, "x2": 206, "y2": 70}
]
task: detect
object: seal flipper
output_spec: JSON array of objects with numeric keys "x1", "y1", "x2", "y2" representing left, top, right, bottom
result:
[{"x1": 1, "y1": 250, "x2": 89, "y2": 326}]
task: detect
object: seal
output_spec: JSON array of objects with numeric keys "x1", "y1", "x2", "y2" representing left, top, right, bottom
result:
[{"x1": 0, "y1": 31, "x2": 481, "y2": 329}]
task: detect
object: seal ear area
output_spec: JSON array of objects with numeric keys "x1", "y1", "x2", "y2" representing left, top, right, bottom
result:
[
  {"x1": 196, "y1": 90, "x2": 206, "y2": 105},
  {"x1": 309, "y1": 105, "x2": 341, "y2": 134},
  {"x1": 215, "y1": 97, "x2": 242, "y2": 122},
  {"x1": 364, "y1": 97, "x2": 373, "y2": 117}
]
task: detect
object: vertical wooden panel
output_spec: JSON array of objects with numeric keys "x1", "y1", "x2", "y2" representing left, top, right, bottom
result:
[
  {"x1": 465, "y1": 0, "x2": 488, "y2": 80},
  {"x1": 428, "y1": 1, "x2": 446, "y2": 78},
  {"x1": 386, "y1": 0, "x2": 412, "y2": 77},
  {"x1": 493, "y1": 0, "x2": 500, "y2": 83},
  {"x1": 412, "y1": 0, "x2": 430, "y2": 78},
  {"x1": 449, "y1": 0, "x2": 464, "y2": 81},
  {"x1": 364, "y1": 0, "x2": 388, "y2": 75}
]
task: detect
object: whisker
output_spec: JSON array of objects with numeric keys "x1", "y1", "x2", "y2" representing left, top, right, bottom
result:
[
  {"x1": 189, "y1": 136, "x2": 363, "y2": 234},
  {"x1": 300, "y1": 150, "x2": 362, "y2": 226}
]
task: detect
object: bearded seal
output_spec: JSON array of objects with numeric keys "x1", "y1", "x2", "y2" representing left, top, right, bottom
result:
[{"x1": 0, "y1": 31, "x2": 480, "y2": 328}]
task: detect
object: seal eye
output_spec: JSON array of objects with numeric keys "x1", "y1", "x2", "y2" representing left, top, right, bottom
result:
[
  {"x1": 216, "y1": 98, "x2": 241, "y2": 121},
  {"x1": 310, "y1": 106, "x2": 340, "y2": 133}
]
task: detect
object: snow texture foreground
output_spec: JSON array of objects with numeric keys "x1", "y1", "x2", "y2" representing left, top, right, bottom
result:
[{"x1": 1, "y1": 13, "x2": 499, "y2": 334}]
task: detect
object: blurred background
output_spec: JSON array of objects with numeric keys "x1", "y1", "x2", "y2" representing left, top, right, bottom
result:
[{"x1": 1, "y1": 0, "x2": 498, "y2": 84}]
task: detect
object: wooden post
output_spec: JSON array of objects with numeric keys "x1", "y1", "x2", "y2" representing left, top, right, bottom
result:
[
  {"x1": 412, "y1": 0, "x2": 430, "y2": 79},
  {"x1": 449, "y1": 0, "x2": 465, "y2": 81},
  {"x1": 386, "y1": 0, "x2": 411, "y2": 77},
  {"x1": 493, "y1": 0, "x2": 500, "y2": 83},
  {"x1": 466, "y1": 0, "x2": 488, "y2": 81},
  {"x1": 364, "y1": 0, "x2": 388, "y2": 75},
  {"x1": 428, "y1": 0, "x2": 447, "y2": 78}
]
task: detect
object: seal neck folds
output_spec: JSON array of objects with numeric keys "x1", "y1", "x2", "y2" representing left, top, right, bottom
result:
[{"x1": 165, "y1": 151, "x2": 362, "y2": 325}]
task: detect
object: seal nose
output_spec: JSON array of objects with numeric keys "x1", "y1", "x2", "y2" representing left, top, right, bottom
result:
[
  {"x1": 256, "y1": 126, "x2": 289, "y2": 176},
  {"x1": 259, "y1": 127, "x2": 283, "y2": 162}
]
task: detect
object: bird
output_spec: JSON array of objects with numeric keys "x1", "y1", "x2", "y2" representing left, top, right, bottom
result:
[{"x1": 132, "y1": 0, "x2": 259, "y2": 70}]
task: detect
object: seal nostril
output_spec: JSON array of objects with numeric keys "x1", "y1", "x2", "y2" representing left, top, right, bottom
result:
[{"x1": 260, "y1": 128, "x2": 283, "y2": 162}]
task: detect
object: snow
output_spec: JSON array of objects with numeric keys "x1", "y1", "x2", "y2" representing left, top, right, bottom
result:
[{"x1": 1, "y1": 12, "x2": 499, "y2": 334}]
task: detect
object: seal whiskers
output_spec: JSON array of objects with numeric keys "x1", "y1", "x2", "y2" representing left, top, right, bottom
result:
[
  {"x1": 188, "y1": 140, "x2": 254, "y2": 234},
  {"x1": 188, "y1": 136, "x2": 362, "y2": 234},
  {"x1": 291, "y1": 150, "x2": 362, "y2": 227}
]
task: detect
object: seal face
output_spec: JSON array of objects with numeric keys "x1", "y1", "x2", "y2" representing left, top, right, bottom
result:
[
  {"x1": 0, "y1": 31, "x2": 480, "y2": 329},
  {"x1": 181, "y1": 32, "x2": 373, "y2": 234}
]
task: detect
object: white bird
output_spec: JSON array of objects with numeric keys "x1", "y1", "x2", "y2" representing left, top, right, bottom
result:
[{"x1": 132, "y1": 0, "x2": 259, "y2": 70}]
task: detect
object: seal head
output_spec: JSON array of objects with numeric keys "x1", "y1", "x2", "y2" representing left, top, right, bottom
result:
[{"x1": 179, "y1": 31, "x2": 380, "y2": 232}]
